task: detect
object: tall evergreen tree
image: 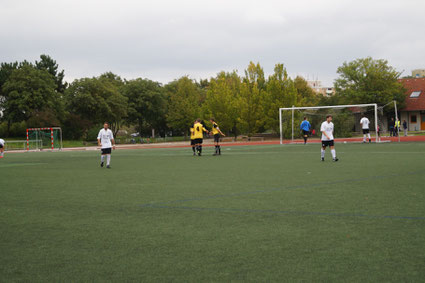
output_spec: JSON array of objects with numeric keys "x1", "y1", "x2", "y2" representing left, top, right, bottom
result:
[{"x1": 35, "y1": 54, "x2": 67, "y2": 93}]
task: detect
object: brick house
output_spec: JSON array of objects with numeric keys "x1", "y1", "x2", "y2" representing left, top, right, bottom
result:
[{"x1": 399, "y1": 78, "x2": 425, "y2": 131}]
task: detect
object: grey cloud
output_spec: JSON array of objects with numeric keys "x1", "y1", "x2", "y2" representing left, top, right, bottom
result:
[{"x1": 1, "y1": 0, "x2": 424, "y2": 86}]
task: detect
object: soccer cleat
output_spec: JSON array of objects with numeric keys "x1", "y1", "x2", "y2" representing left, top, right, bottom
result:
[
  {"x1": 333, "y1": 158, "x2": 339, "y2": 162},
  {"x1": 100, "y1": 162, "x2": 104, "y2": 167},
  {"x1": 212, "y1": 153, "x2": 217, "y2": 156},
  {"x1": 193, "y1": 152, "x2": 196, "y2": 156},
  {"x1": 106, "y1": 165, "x2": 111, "y2": 169},
  {"x1": 321, "y1": 157, "x2": 324, "y2": 162}
]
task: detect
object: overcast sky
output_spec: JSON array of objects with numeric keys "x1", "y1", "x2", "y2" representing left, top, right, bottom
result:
[{"x1": 1, "y1": 0, "x2": 424, "y2": 86}]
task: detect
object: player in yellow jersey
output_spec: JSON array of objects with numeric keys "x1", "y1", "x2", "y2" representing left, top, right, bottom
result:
[
  {"x1": 189, "y1": 121, "x2": 196, "y2": 155},
  {"x1": 193, "y1": 118, "x2": 209, "y2": 156},
  {"x1": 210, "y1": 118, "x2": 225, "y2": 155}
]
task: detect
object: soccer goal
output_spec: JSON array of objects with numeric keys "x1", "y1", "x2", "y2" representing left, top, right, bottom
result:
[
  {"x1": 26, "y1": 127, "x2": 63, "y2": 151},
  {"x1": 279, "y1": 103, "x2": 379, "y2": 144}
]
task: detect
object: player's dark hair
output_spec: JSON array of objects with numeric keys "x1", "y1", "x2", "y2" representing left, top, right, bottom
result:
[
  {"x1": 196, "y1": 118, "x2": 201, "y2": 122},
  {"x1": 210, "y1": 118, "x2": 215, "y2": 122},
  {"x1": 104, "y1": 122, "x2": 109, "y2": 125},
  {"x1": 326, "y1": 114, "x2": 332, "y2": 119},
  {"x1": 303, "y1": 116, "x2": 307, "y2": 120}
]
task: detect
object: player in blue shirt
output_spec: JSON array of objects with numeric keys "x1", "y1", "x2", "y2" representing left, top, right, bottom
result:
[{"x1": 300, "y1": 117, "x2": 311, "y2": 144}]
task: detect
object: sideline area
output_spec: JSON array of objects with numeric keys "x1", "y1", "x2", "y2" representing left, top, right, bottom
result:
[{"x1": 4, "y1": 135, "x2": 425, "y2": 153}]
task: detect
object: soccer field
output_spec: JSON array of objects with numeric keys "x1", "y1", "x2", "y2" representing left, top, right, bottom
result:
[{"x1": 1, "y1": 143, "x2": 425, "y2": 282}]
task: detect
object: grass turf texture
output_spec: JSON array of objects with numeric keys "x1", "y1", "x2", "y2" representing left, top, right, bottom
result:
[{"x1": 1, "y1": 143, "x2": 424, "y2": 282}]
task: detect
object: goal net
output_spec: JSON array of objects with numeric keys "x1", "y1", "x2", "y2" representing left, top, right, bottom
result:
[
  {"x1": 279, "y1": 104, "x2": 379, "y2": 144},
  {"x1": 377, "y1": 101, "x2": 401, "y2": 139},
  {"x1": 26, "y1": 127, "x2": 63, "y2": 151}
]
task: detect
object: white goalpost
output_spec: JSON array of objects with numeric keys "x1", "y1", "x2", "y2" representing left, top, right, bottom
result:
[{"x1": 279, "y1": 103, "x2": 379, "y2": 144}]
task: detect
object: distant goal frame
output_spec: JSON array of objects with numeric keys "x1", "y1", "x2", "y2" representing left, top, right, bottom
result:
[
  {"x1": 279, "y1": 103, "x2": 379, "y2": 144},
  {"x1": 26, "y1": 127, "x2": 63, "y2": 151}
]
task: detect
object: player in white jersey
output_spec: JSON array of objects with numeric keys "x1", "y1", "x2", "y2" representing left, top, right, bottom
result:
[
  {"x1": 97, "y1": 122, "x2": 115, "y2": 168},
  {"x1": 360, "y1": 115, "x2": 371, "y2": 143},
  {"x1": 320, "y1": 115, "x2": 338, "y2": 162},
  {"x1": 0, "y1": 138, "x2": 5, "y2": 159}
]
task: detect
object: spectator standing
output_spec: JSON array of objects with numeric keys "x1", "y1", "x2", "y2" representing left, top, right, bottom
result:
[{"x1": 403, "y1": 120, "x2": 408, "y2": 137}]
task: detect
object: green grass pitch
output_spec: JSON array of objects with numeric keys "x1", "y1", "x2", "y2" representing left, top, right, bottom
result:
[{"x1": 1, "y1": 143, "x2": 425, "y2": 282}]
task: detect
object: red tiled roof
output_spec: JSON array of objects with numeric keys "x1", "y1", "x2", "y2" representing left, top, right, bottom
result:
[{"x1": 399, "y1": 78, "x2": 425, "y2": 111}]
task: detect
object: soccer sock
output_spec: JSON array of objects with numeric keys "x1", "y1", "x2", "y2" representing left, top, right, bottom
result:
[
  {"x1": 331, "y1": 149, "x2": 336, "y2": 159},
  {"x1": 215, "y1": 145, "x2": 218, "y2": 154},
  {"x1": 106, "y1": 155, "x2": 111, "y2": 165},
  {"x1": 363, "y1": 134, "x2": 366, "y2": 142},
  {"x1": 304, "y1": 137, "x2": 307, "y2": 143},
  {"x1": 101, "y1": 155, "x2": 105, "y2": 163},
  {"x1": 321, "y1": 149, "x2": 325, "y2": 159},
  {"x1": 192, "y1": 146, "x2": 195, "y2": 153},
  {"x1": 199, "y1": 146, "x2": 202, "y2": 153},
  {"x1": 218, "y1": 145, "x2": 221, "y2": 154},
  {"x1": 367, "y1": 133, "x2": 371, "y2": 140}
]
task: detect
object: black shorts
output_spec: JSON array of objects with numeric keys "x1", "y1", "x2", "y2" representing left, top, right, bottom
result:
[
  {"x1": 194, "y1": 138, "x2": 203, "y2": 144},
  {"x1": 0, "y1": 144, "x2": 3, "y2": 149},
  {"x1": 101, "y1": 148, "x2": 112, "y2": 155},
  {"x1": 362, "y1": 129, "x2": 370, "y2": 134},
  {"x1": 190, "y1": 140, "x2": 195, "y2": 145},
  {"x1": 321, "y1": 140, "x2": 334, "y2": 147},
  {"x1": 302, "y1": 130, "x2": 310, "y2": 136},
  {"x1": 214, "y1": 134, "x2": 220, "y2": 143}
]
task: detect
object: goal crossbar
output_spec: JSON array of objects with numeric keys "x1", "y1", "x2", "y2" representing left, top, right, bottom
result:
[{"x1": 279, "y1": 103, "x2": 379, "y2": 144}]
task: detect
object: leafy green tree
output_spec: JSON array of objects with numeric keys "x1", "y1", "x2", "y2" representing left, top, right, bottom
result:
[
  {"x1": 245, "y1": 61, "x2": 266, "y2": 91},
  {"x1": 262, "y1": 64, "x2": 299, "y2": 134},
  {"x1": 98, "y1": 72, "x2": 126, "y2": 133},
  {"x1": 0, "y1": 62, "x2": 19, "y2": 131},
  {"x1": 238, "y1": 62, "x2": 265, "y2": 136},
  {"x1": 35, "y1": 55, "x2": 67, "y2": 93},
  {"x1": 294, "y1": 76, "x2": 318, "y2": 106},
  {"x1": 122, "y1": 78, "x2": 166, "y2": 137},
  {"x1": 1, "y1": 65, "x2": 63, "y2": 135},
  {"x1": 0, "y1": 62, "x2": 19, "y2": 97},
  {"x1": 334, "y1": 57, "x2": 406, "y2": 108},
  {"x1": 65, "y1": 74, "x2": 127, "y2": 137},
  {"x1": 202, "y1": 71, "x2": 241, "y2": 138},
  {"x1": 166, "y1": 77, "x2": 201, "y2": 135}
]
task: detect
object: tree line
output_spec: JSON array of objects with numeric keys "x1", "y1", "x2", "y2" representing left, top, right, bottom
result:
[{"x1": 0, "y1": 55, "x2": 406, "y2": 139}]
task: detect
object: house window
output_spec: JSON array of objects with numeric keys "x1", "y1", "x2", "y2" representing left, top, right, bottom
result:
[
  {"x1": 410, "y1": 91, "x2": 421, "y2": 98},
  {"x1": 411, "y1": 115, "x2": 417, "y2": 123}
]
